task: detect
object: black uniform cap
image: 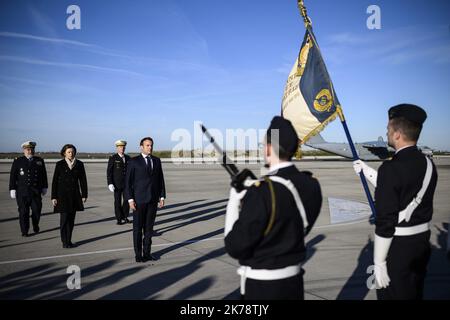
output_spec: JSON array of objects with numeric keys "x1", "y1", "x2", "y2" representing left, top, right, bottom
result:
[
  {"x1": 266, "y1": 116, "x2": 299, "y2": 154},
  {"x1": 388, "y1": 104, "x2": 427, "y2": 126}
]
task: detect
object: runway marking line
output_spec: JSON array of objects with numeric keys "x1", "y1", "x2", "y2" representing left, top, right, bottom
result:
[
  {"x1": 0, "y1": 237, "x2": 224, "y2": 265},
  {"x1": 0, "y1": 219, "x2": 368, "y2": 265}
]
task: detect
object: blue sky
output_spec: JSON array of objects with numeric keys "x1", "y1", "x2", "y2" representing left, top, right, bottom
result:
[{"x1": 0, "y1": 0, "x2": 449, "y2": 152}]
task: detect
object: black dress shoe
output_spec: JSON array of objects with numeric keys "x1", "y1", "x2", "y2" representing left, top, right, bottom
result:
[
  {"x1": 33, "y1": 226, "x2": 40, "y2": 233},
  {"x1": 135, "y1": 256, "x2": 143, "y2": 263},
  {"x1": 22, "y1": 233, "x2": 29, "y2": 237},
  {"x1": 63, "y1": 243, "x2": 68, "y2": 248},
  {"x1": 143, "y1": 254, "x2": 157, "y2": 262},
  {"x1": 116, "y1": 220, "x2": 124, "y2": 225},
  {"x1": 124, "y1": 218, "x2": 132, "y2": 224},
  {"x1": 68, "y1": 242, "x2": 77, "y2": 248}
]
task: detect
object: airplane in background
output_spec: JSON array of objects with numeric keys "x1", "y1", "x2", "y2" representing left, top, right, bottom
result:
[{"x1": 305, "y1": 134, "x2": 434, "y2": 161}]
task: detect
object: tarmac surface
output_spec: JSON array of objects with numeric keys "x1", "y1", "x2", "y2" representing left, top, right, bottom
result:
[{"x1": 0, "y1": 158, "x2": 449, "y2": 300}]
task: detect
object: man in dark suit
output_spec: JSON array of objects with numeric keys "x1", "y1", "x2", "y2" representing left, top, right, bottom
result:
[
  {"x1": 9, "y1": 141, "x2": 48, "y2": 237},
  {"x1": 354, "y1": 104, "x2": 438, "y2": 300},
  {"x1": 125, "y1": 137, "x2": 166, "y2": 263},
  {"x1": 107, "y1": 140, "x2": 131, "y2": 225}
]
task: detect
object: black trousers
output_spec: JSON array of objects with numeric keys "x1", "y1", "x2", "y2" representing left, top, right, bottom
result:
[
  {"x1": 113, "y1": 188, "x2": 129, "y2": 222},
  {"x1": 133, "y1": 202, "x2": 158, "y2": 258},
  {"x1": 377, "y1": 231, "x2": 431, "y2": 300},
  {"x1": 243, "y1": 271, "x2": 305, "y2": 300},
  {"x1": 16, "y1": 192, "x2": 42, "y2": 235},
  {"x1": 60, "y1": 211, "x2": 77, "y2": 245}
]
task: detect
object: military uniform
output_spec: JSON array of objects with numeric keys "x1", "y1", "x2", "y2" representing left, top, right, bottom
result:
[
  {"x1": 9, "y1": 143, "x2": 48, "y2": 236},
  {"x1": 375, "y1": 145, "x2": 437, "y2": 299},
  {"x1": 355, "y1": 104, "x2": 438, "y2": 300},
  {"x1": 107, "y1": 152, "x2": 131, "y2": 224},
  {"x1": 107, "y1": 140, "x2": 131, "y2": 225},
  {"x1": 224, "y1": 116, "x2": 322, "y2": 300}
]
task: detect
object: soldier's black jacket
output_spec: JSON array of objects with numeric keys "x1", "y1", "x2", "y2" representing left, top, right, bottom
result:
[
  {"x1": 107, "y1": 153, "x2": 131, "y2": 189},
  {"x1": 9, "y1": 156, "x2": 48, "y2": 194},
  {"x1": 224, "y1": 164, "x2": 322, "y2": 269},
  {"x1": 375, "y1": 146, "x2": 438, "y2": 238}
]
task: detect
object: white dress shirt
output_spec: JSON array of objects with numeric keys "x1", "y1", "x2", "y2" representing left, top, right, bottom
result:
[
  {"x1": 395, "y1": 145, "x2": 415, "y2": 154},
  {"x1": 267, "y1": 161, "x2": 295, "y2": 175}
]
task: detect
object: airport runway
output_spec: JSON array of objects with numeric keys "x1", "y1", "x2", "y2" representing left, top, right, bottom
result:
[{"x1": 0, "y1": 159, "x2": 449, "y2": 300}]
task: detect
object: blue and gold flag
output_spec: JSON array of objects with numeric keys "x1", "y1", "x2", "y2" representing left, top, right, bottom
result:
[{"x1": 281, "y1": 28, "x2": 340, "y2": 143}]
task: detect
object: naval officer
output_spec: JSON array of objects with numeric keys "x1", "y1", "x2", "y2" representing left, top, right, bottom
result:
[
  {"x1": 354, "y1": 104, "x2": 438, "y2": 300},
  {"x1": 107, "y1": 140, "x2": 131, "y2": 225},
  {"x1": 224, "y1": 116, "x2": 322, "y2": 300},
  {"x1": 9, "y1": 141, "x2": 48, "y2": 236}
]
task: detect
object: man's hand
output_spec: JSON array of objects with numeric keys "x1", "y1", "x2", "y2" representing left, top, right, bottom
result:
[
  {"x1": 158, "y1": 199, "x2": 165, "y2": 208},
  {"x1": 353, "y1": 160, "x2": 378, "y2": 187},
  {"x1": 224, "y1": 187, "x2": 248, "y2": 236},
  {"x1": 353, "y1": 159, "x2": 367, "y2": 175},
  {"x1": 374, "y1": 234, "x2": 393, "y2": 289},
  {"x1": 10, "y1": 190, "x2": 16, "y2": 199},
  {"x1": 52, "y1": 199, "x2": 57, "y2": 207},
  {"x1": 82, "y1": 198, "x2": 87, "y2": 203},
  {"x1": 41, "y1": 188, "x2": 47, "y2": 196},
  {"x1": 374, "y1": 261, "x2": 390, "y2": 289},
  {"x1": 108, "y1": 184, "x2": 115, "y2": 192},
  {"x1": 129, "y1": 201, "x2": 137, "y2": 211}
]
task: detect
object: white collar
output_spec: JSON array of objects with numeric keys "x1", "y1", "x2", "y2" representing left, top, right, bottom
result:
[
  {"x1": 118, "y1": 153, "x2": 125, "y2": 158},
  {"x1": 268, "y1": 162, "x2": 294, "y2": 175},
  {"x1": 65, "y1": 158, "x2": 76, "y2": 169},
  {"x1": 142, "y1": 153, "x2": 151, "y2": 159},
  {"x1": 395, "y1": 145, "x2": 415, "y2": 154}
]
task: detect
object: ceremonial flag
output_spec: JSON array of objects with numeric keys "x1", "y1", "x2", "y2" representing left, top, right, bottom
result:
[
  {"x1": 281, "y1": 28, "x2": 340, "y2": 144},
  {"x1": 283, "y1": 0, "x2": 376, "y2": 220}
]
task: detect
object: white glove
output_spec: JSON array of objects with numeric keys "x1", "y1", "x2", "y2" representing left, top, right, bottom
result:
[
  {"x1": 353, "y1": 160, "x2": 378, "y2": 187},
  {"x1": 224, "y1": 188, "x2": 247, "y2": 237},
  {"x1": 374, "y1": 234, "x2": 393, "y2": 289},
  {"x1": 10, "y1": 190, "x2": 16, "y2": 199},
  {"x1": 41, "y1": 188, "x2": 47, "y2": 196},
  {"x1": 108, "y1": 184, "x2": 115, "y2": 192}
]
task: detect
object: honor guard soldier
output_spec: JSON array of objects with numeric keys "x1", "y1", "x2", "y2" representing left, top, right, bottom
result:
[
  {"x1": 9, "y1": 141, "x2": 48, "y2": 236},
  {"x1": 224, "y1": 116, "x2": 322, "y2": 300},
  {"x1": 353, "y1": 104, "x2": 438, "y2": 300},
  {"x1": 107, "y1": 140, "x2": 131, "y2": 225}
]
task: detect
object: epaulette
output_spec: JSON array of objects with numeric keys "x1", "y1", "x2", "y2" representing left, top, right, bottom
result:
[{"x1": 301, "y1": 170, "x2": 313, "y2": 177}]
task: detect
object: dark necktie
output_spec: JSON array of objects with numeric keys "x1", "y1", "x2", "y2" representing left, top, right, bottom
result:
[{"x1": 146, "y1": 156, "x2": 152, "y2": 173}]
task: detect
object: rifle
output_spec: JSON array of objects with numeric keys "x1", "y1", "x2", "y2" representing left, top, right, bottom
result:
[{"x1": 200, "y1": 124, "x2": 257, "y2": 192}]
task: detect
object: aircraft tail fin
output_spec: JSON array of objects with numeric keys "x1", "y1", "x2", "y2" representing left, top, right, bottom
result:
[{"x1": 307, "y1": 133, "x2": 326, "y2": 144}]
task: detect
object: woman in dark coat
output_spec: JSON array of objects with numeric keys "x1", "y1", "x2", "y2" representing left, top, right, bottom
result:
[{"x1": 51, "y1": 144, "x2": 88, "y2": 248}]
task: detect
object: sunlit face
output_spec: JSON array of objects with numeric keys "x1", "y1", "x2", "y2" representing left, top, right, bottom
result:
[
  {"x1": 116, "y1": 145, "x2": 125, "y2": 154},
  {"x1": 140, "y1": 139, "x2": 153, "y2": 156},
  {"x1": 23, "y1": 147, "x2": 34, "y2": 157},
  {"x1": 263, "y1": 141, "x2": 273, "y2": 167},
  {"x1": 387, "y1": 120, "x2": 399, "y2": 149},
  {"x1": 64, "y1": 148, "x2": 75, "y2": 160}
]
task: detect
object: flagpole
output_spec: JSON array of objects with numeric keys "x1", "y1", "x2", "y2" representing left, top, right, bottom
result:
[
  {"x1": 297, "y1": 0, "x2": 377, "y2": 220},
  {"x1": 337, "y1": 108, "x2": 377, "y2": 220}
]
